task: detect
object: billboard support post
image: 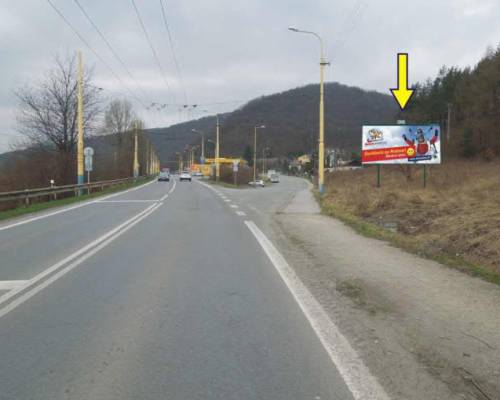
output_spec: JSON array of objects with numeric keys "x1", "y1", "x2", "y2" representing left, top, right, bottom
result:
[
  {"x1": 377, "y1": 165, "x2": 381, "y2": 188},
  {"x1": 423, "y1": 165, "x2": 427, "y2": 188}
]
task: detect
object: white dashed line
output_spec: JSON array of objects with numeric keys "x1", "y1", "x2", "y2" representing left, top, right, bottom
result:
[
  {"x1": 235, "y1": 211, "x2": 246, "y2": 216},
  {"x1": 230, "y1": 204, "x2": 238, "y2": 209}
]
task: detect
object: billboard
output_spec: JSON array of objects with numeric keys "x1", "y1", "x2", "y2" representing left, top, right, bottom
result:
[{"x1": 362, "y1": 124, "x2": 441, "y2": 164}]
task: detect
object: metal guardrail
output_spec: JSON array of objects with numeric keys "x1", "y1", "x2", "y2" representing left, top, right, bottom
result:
[{"x1": 0, "y1": 176, "x2": 150, "y2": 206}]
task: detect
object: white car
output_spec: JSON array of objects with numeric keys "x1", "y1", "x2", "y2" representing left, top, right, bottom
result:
[
  {"x1": 269, "y1": 174, "x2": 280, "y2": 183},
  {"x1": 248, "y1": 179, "x2": 265, "y2": 187},
  {"x1": 179, "y1": 171, "x2": 192, "y2": 182}
]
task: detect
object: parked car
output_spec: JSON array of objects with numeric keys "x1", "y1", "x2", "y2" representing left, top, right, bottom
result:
[
  {"x1": 269, "y1": 174, "x2": 280, "y2": 183},
  {"x1": 158, "y1": 171, "x2": 170, "y2": 182},
  {"x1": 248, "y1": 179, "x2": 265, "y2": 187},
  {"x1": 179, "y1": 171, "x2": 192, "y2": 182}
]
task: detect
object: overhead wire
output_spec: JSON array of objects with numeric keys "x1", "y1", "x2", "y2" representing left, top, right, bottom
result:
[
  {"x1": 130, "y1": 0, "x2": 174, "y2": 102},
  {"x1": 72, "y1": 0, "x2": 152, "y2": 104},
  {"x1": 45, "y1": 0, "x2": 148, "y2": 108},
  {"x1": 159, "y1": 0, "x2": 188, "y2": 105}
]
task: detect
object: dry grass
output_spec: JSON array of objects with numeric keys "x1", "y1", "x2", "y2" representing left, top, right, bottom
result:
[{"x1": 322, "y1": 160, "x2": 500, "y2": 279}]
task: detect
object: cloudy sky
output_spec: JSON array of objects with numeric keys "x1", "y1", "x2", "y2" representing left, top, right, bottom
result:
[{"x1": 1, "y1": 0, "x2": 499, "y2": 153}]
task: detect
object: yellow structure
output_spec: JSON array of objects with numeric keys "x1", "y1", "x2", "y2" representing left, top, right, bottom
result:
[{"x1": 190, "y1": 158, "x2": 246, "y2": 177}]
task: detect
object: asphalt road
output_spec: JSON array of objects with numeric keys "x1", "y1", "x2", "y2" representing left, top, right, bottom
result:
[{"x1": 0, "y1": 176, "x2": 357, "y2": 400}]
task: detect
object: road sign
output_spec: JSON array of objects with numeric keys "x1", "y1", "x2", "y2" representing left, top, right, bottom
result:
[
  {"x1": 84, "y1": 147, "x2": 94, "y2": 157},
  {"x1": 85, "y1": 156, "x2": 93, "y2": 172},
  {"x1": 232, "y1": 161, "x2": 239, "y2": 172}
]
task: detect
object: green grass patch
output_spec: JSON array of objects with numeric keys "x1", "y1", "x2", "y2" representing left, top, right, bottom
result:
[
  {"x1": 316, "y1": 191, "x2": 500, "y2": 286},
  {"x1": 0, "y1": 177, "x2": 154, "y2": 223}
]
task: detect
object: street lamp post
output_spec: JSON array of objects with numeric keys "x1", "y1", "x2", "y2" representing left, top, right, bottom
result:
[
  {"x1": 289, "y1": 26, "x2": 329, "y2": 194},
  {"x1": 253, "y1": 125, "x2": 266, "y2": 184},
  {"x1": 216, "y1": 115, "x2": 220, "y2": 182},
  {"x1": 192, "y1": 129, "x2": 205, "y2": 162}
]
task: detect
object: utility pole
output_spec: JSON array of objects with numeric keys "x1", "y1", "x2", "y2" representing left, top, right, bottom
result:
[
  {"x1": 318, "y1": 42, "x2": 327, "y2": 194},
  {"x1": 216, "y1": 115, "x2": 220, "y2": 181},
  {"x1": 77, "y1": 51, "x2": 84, "y2": 192},
  {"x1": 289, "y1": 27, "x2": 329, "y2": 194},
  {"x1": 253, "y1": 125, "x2": 265, "y2": 183},
  {"x1": 133, "y1": 122, "x2": 139, "y2": 178},
  {"x1": 447, "y1": 103, "x2": 452, "y2": 143}
]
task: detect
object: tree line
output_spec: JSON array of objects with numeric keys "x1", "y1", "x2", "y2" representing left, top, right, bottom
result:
[
  {"x1": 405, "y1": 44, "x2": 500, "y2": 159},
  {"x1": 0, "y1": 53, "x2": 154, "y2": 192}
]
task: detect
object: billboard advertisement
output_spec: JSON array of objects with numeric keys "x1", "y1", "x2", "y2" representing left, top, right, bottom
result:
[{"x1": 362, "y1": 124, "x2": 441, "y2": 164}]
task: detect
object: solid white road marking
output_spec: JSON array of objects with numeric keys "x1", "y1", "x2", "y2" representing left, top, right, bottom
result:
[
  {"x1": 0, "y1": 179, "x2": 177, "y2": 316},
  {"x1": 0, "y1": 203, "x2": 158, "y2": 311},
  {"x1": 245, "y1": 220, "x2": 390, "y2": 400},
  {"x1": 97, "y1": 200, "x2": 160, "y2": 203},
  {"x1": 0, "y1": 281, "x2": 29, "y2": 290},
  {"x1": 168, "y1": 180, "x2": 177, "y2": 195},
  {"x1": 0, "y1": 179, "x2": 157, "y2": 232},
  {"x1": 235, "y1": 211, "x2": 246, "y2": 216},
  {"x1": 0, "y1": 203, "x2": 163, "y2": 320}
]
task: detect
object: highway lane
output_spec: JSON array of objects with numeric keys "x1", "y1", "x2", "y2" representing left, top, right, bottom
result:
[
  {"x1": 0, "y1": 179, "x2": 172, "y2": 281},
  {"x1": 0, "y1": 177, "x2": 356, "y2": 399}
]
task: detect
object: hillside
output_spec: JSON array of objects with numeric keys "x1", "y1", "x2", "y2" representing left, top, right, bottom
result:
[{"x1": 147, "y1": 82, "x2": 398, "y2": 166}]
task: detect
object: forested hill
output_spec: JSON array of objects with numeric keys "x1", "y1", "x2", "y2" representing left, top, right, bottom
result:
[
  {"x1": 147, "y1": 82, "x2": 398, "y2": 163},
  {"x1": 404, "y1": 45, "x2": 500, "y2": 159}
]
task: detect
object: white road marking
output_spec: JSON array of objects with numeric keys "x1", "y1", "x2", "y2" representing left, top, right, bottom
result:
[
  {"x1": 168, "y1": 180, "x2": 177, "y2": 194},
  {"x1": 0, "y1": 281, "x2": 29, "y2": 290},
  {"x1": 0, "y1": 203, "x2": 158, "y2": 310},
  {"x1": 0, "y1": 180, "x2": 177, "y2": 316},
  {"x1": 0, "y1": 179, "x2": 157, "y2": 232},
  {"x1": 0, "y1": 203, "x2": 163, "y2": 320},
  {"x1": 245, "y1": 220, "x2": 390, "y2": 400},
  {"x1": 230, "y1": 204, "x2": 238, "y2": 209},
  {"x1": 97, "y1": 200, "x2": 160, "y2": 203},
  {"x1": 224, "y1": 199, "x2": 231, "y2": 202},
  {"x1": 235, "y1": 211, "x2": 246, "y2": 216}
]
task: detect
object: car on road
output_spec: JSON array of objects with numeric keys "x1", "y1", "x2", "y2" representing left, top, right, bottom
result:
[
  {"x1": 158, "y1": 171, "x2": 170, "y2": 182},
  {"x1": 269, "y1": 173, "x2": 280, "y2": 183},
  {"x1": 179, "y1": 171, "x2": 192, "y2": 182},
  {"x1": 248, "y1": 179, "x2": 265, "y2": 187},
  {"x1": 193, "y1": 171, "x2": 203, "y2": 177}
]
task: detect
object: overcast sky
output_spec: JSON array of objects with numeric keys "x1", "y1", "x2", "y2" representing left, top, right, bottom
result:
[{"x1": 1, "y1": 0, "x2": 499, "y2": 153}]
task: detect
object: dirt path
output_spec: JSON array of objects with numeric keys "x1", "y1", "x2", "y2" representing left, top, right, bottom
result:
[{"x1": 270, "y1": 185, "x2": 500, "y2": 400}]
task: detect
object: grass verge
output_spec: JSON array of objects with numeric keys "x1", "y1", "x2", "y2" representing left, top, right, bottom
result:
[
  {"x1": 315, "y1": 190, "x2": 500, "y2": 286},
  {"x1": 0, "y1": 177, "x2": 154, "y2": 223}
]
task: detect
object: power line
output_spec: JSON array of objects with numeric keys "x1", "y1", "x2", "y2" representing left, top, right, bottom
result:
[
  {"x1": 130, "y1": 0, "x2": 173, "y2": 102},
  {"x1": 72, "y1": 0, "x2": 151, "y2": 103},
  {"x1": 159, "y1": 0, "x2": 187, "y2": 104},
  {"x1": 45, "y1": 0, "x2": 147, "y2": 108}
]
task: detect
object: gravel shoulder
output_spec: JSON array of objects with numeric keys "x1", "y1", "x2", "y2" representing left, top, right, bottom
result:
[{"x1": 268, "y1": 182, "x2": 500, "y2": 400}]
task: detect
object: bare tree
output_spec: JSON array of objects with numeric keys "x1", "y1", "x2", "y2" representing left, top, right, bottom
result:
[
  {"x1": 15, "y1": 53, "x2": 102, "y2": 154},
  {"x1": 104, "y1": 99, "x2": 135, "y2": 143}
]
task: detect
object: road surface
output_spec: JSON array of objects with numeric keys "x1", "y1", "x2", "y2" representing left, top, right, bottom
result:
[{"x1": 0, "y1": 177, "x2": 367, "y2": 400}]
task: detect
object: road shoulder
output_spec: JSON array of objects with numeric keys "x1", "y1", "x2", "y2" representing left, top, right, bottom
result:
[{"x1": 268, "y1": 186, "x2": 500, "y2": 400}]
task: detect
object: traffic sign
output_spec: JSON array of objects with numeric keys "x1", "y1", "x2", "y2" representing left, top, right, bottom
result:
[
  {"x1": 85, "y1": 156, "x2": 93, "y2": 172},
  {"x1": 84, "y1": 147, "x2": 94, "y2": 157},
  {"x1": 232, "y1": 161, "x2": 239, "y2": 172}
]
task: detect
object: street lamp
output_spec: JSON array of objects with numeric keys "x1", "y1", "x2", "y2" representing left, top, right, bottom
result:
[
  {"x1": 192, "y1": 129, "x2": 205, "y2": 163},
  {"x1": 253, "y1": 125, "x2": 266, "y2": 184},
  {"x1": 288, "y1": 26, "x2": 329, "y2": 194}
]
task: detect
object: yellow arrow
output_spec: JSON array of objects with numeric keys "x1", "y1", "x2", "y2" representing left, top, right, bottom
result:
[{"x1": 390, "y1": 53, "x2": 415, "y2": 111}]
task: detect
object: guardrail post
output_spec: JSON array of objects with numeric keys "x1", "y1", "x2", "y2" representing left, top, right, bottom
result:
[{"x1": 24, "y1": 189, "x2": 29, "y2": 206}]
